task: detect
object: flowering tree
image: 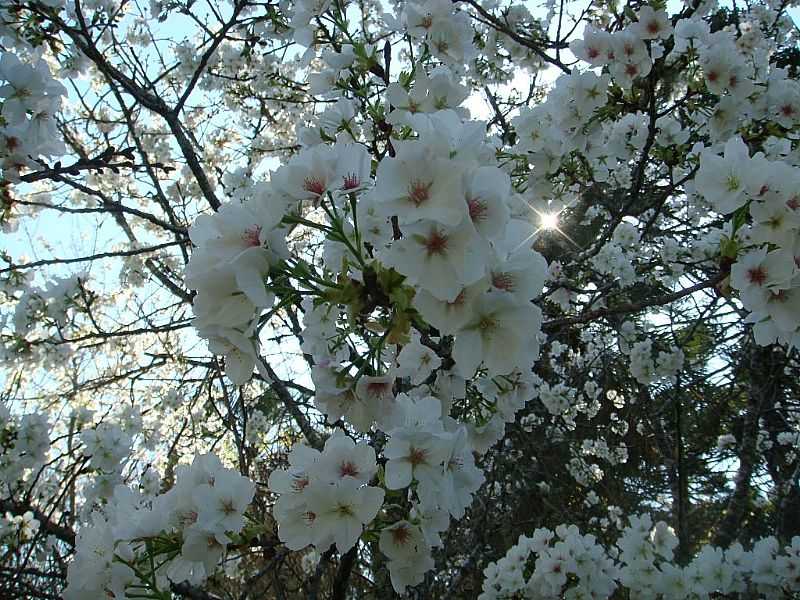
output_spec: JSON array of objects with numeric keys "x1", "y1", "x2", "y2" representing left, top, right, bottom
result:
[{"x1": 2, "y1": 0, "x2": 800, "y2": 597}]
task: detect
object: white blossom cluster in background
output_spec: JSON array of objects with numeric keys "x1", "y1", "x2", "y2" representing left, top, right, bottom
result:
[
  {"x1": 63, "y1": 453, "x2": 254, "y2": 599},
  {"x1": 12, "y1": 273, "x2": 84, "y2": 344},
  {"x1": 481, "y1": 516, "x2": 800, "y2": 599},
  {"x1": 0, "y1": 52, "x2": 66, "y2": 187},
  {"x1": 0, "y1": 510, "x2": 40, "y2": 546},
  {"x1": 0, "y1": 404, "x2": 49, "y2": 488}
]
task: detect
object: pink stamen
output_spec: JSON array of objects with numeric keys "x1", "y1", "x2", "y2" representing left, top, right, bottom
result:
[{"x1": 242, "y1": 225, "x2": 262, "y2": 247}]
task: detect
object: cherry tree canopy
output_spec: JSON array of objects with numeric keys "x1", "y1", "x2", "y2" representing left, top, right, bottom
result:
[{"x1": 2, "y1": 0, "x2": 800, "y2": 597}]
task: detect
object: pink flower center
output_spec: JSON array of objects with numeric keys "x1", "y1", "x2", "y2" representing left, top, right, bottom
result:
[
  {"x1": 408, "y1": 447, "x2": 428, "y2": 466},
  {"x1": 391, "y1": 525, "x2": 411, "y2": 545},
  {"x1": 181, "y1": 510, "x2": 198, "y2": 527},
  {"x1": 449, "y1": 290, "x2": 466, "y2": 307},
  {"x1": 768, "y1": 289, "x2": 790, "y2": 304},
  {"x1": 342, "y1": 172, "x2": 360, "y2": 190},
  {"x1": 292, "y1": 474, "x2": 310, "y2": 492},
  {"x1": 242, "y1": 225, "x2": 262, "y2": 247},
  {"x1": 468, "y1": 197, "x2": 488, "y2": 221},
  {"x1": 339, "y1": 461, "x2": 360, "y2": 478},
  {"x1": 304, "y1": 176, "x2": 326, "y2": 196},
  {"x1": 423, "y1": 230, "x2": 449, "y2": 256},
  {"x1": 492, "y1": 272, "x2": 515, "y2": 291},
  {"x1": 366, "y1": 381, "x2": 390, "y2": 398},
  {"x1": 746, "y1": 266, "x2": 767, "y2": 286},
  {"x1": 408, "y1": 180, "x2": 433, "y2": 206}
]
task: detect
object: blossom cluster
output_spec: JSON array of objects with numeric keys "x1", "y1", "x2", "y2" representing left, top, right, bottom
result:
[
  {"x1": 268, "y1": 396, "x2": 487, "y2": 591},
  {"x1": 400, "y1": 0, "x2": 476, "y2": 66},
  {"x1": 0, "y1": 52, "x2": 66, "y2": 182},
  {"x1": 268, "y1": 431, "x2": 384, "y2": 554},
  {"x1": 183, "y1": 73, "x2": 550, "y2": 589},
  {"x1": 64, "y1": 453, "x2": 255, "y2": 599},
  {"x1": 510, "y1": 3, "x2": 800, "y2": 360},
  {"x1": 697, "y1": 136, "x2": 800, "y2": 347},
  {"x1": 0, "y1": 510, "x2": 40, "y2": 547},
  {"x1": 0, "y1": 403, "x2": 49, "y2": 489},
  {"x1": 12, "y1": 273, "x2": 85, "y2": 343},
  {"x1": 189, "y1": 107, "x2": 550, "y2": 386},
  {"x1": 627, "y1": 338, "x2": 685, "y2": 385},
  {"x1": 481, "y1": 515, "x2": 800, "y2": 599}
]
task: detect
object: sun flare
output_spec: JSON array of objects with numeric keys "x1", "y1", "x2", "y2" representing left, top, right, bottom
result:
[{"x1": 539, "y1": 212, "x2": 560, "y2": 230}]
